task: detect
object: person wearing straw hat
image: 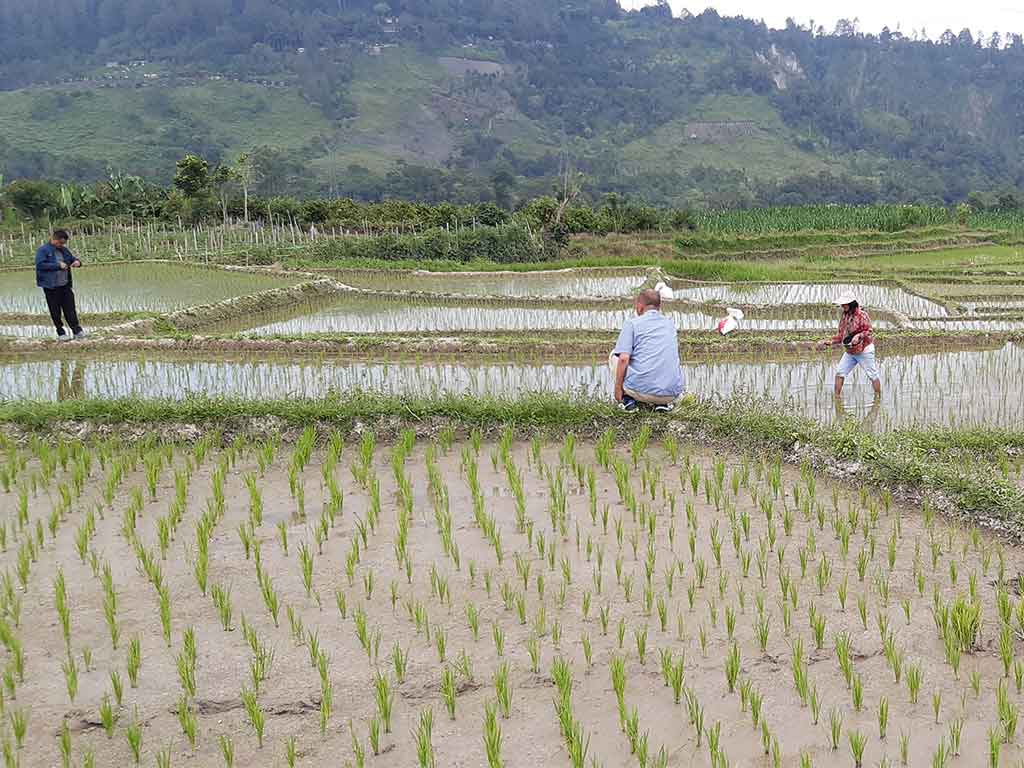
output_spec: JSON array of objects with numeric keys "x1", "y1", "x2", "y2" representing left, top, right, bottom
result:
[{"x1": 817, "y1": 291, "x2": 881, "y2": 397}]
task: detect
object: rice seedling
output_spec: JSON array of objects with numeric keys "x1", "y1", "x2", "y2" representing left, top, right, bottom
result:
[
  {"x1": 109, "y1": 669, "x2": 124, "y2": 707},
  {"x1": 241, "y1": 687, "x2": 265, "y2": 748},
  {"x1": 435, "y1": 628, "x2": 448, "y2": 662},
  {"x1": 217, "y1": 734, "x2": 235, "y2": 768},
  {"x1": 906, "y1": 663, "x2": 923, "y2": 704},
  {"x1": 984, "y1": 726, "x2": 1005, "y2": 768},
  {"x1": 999, "y1": 623, "x2": 1014, "y2": 677},
  {"x1": 829, "y1": 708, "x2": 842, "y2": 751},
  {"x1": 54, "y1": 569, "x2": 71, "y2": 650},
  {"x1": 159, "y1": 586, "x2": 173, "y2": 646},
  {"x1": 375, "y1": 672, "x2": 394, "y2": 733},
  {"x1": 441, "y1": 666, "x2": 457, "y2": 719},
  {"x1": 494, "y1": 662, "x2": 512, "y2": 718},
  {"x1": 415, "y1": 708, "x2": 435, "y2": 768},
  {"x1": 949, "y1": 596, "x2": 981, "y2": 652},
  {"x1": 849, "y1": 730, "x2": 867, "y2": 768},
  {"x1": 492, "y1": 622, "x2": 505, "y2": 657},
  {"x1": 258, "y1": 571, "x2": 280, "y2": 627},
  {"x1": 99, "y1": 694, "x2": 116, "y2": 738},
  {"x1": 177, "y1": 695, "x2": 198, "y2": 750},
  {"x1": 635, "y1": 626, "x2": 648, "y2": 665},
  {"x1": 368, "y1": 715, "x2": 382, "y2": 755},
  {"x1": 58, "y1": 719, "x2": 71, "y2": 768},
  {"x1": 62, "y1": 656, "x2": 78, "y2": 703},
  {"x1": 725, "y1": 642, "x2": 740, "y2": 693},
  {"x1": 947, "y1": 718, "x2": 963, "y2": 756},
  {"x1": 932, "y1": 690, "x2": 942, "y2": 723},
  {"x1": 126, "y1": 710, "x2": 142, "y2": 764},
  {"x1": 212, "y1": 583, "x2": 233, "y2": 631},
  {"x1": 349, "y1": 721, "x2": 365, "y2": 768},
  {"x1": 878, "y1": 696, "x2": 889, "y2": 740},
  {"x1": 997, "y1": 680, "x2": 1017, "y2": 742},
  {"x1": 483, "y1": 700, "x2": 504, "y2": 768}
]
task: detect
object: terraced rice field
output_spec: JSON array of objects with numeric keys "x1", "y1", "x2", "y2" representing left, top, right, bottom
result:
[
  {"x1": 663, "y1": 282, "x2": 948, "y2": 318},
  {"x1": 220, "y1": 297, "x2": 881, "y2": 336},
  {"x1": 1, "y1": 431, "x2": 1022, "y2": 767},
  {"x1": 5, "y1": 343, "x2": 1022, "y2": 429},
  {"x1": 0, "y1": 264, "x2": 299, "y2": 315},
  {"x1": 324, "y1": 268, "x2": 652, "y2": 299}
]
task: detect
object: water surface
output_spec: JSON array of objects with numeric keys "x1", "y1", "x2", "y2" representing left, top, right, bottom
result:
[
  {"x1": 0, "y1": 264, "x2": 298, "y2": 314},
  {"x1": 5, "y1": 344, "x2": 1020, "y2": 429}
]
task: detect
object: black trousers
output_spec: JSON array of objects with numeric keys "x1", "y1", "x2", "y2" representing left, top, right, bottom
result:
[{"x1": 42, "y1": 285, "x2": 82, "y2": 335}]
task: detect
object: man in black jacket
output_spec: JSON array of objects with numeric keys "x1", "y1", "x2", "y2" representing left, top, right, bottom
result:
[{"x1": 35, "y1": 229, "x2": 86, "y2": 341}]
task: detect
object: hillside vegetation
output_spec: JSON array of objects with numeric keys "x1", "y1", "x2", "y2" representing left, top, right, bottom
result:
[{"x1": 1, "y1": 1, "x2": 1023, "y2": 207}]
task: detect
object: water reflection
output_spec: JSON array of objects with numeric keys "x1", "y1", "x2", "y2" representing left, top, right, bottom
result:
[
  {"x1": 326, "y1": 268, "x2": 650, "y2": 298},
  {"x1": 665, "y1": 281, "x2": 948, "y2": 317},
  {"x1": 0, "y1": 264, "x2": 297, "y2": 314},
  {"x1": 57, "y1": 359, "x2": 86, "y2": 400},
  {"x1": 3, "y1": 343, "x2": 1021, "y2": 429},
  {"x1": 833, "y1": 394, "x2": 883, "y2": 432},
  {"x1": 226, "y1": 297, "x2": 874, "y2": 335}
]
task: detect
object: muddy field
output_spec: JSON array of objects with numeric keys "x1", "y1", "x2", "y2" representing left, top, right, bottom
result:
[{"x1": 1, "y1": 432, "x2": 1022, "y2": 767}]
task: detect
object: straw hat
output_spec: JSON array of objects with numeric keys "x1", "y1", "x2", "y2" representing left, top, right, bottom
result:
[{"x1": 832, "y1": 291, "x2": 858, "y2": 306}]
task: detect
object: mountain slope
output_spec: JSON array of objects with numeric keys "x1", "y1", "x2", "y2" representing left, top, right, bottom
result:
[{"x1": 0, "y1": 3, "x2": 1021, "y2": 207}]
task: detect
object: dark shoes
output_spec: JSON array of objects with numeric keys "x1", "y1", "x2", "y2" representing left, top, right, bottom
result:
[{"x1": 618, "y1": 396, "x2": 676, "y2": 414}]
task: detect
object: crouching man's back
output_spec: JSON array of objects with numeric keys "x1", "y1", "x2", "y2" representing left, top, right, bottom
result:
[{"x1": 610, "y1": 288, "x2": 685, "y2": 412}]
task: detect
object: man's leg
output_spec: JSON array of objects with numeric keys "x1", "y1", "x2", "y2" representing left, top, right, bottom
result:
[
  {"x1": 834, "y1": 352, "x2": 856, "y2": 398},
  {"x1": 43, "y1": 288, "x2": 66, "y2": 336},
  {"x1": 61, "y1": 286, "x2": 83, "y2": 335},
  {"x1": 857, "y1": 347, "x2": 881, "y2": 396},
  {"x1": 624, "y1": 388, "x2": 677, "y2": 406}
]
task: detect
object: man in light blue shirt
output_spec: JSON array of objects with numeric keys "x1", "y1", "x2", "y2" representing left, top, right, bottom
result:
[{"x1": 610, "y1": 289, "x2": 685, "y2": 412}]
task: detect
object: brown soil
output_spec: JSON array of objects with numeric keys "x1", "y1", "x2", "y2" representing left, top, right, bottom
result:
[
  {"x1": 1, "y1": 330, "x2": 1018, "y2": 360},
  {"x1": 3, "y1": 438, "x2": 1022, "y2": 767}
]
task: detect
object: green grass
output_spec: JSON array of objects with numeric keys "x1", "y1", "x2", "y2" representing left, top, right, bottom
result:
[
  {"x1": 617, "y1": 94, "x2": 835, "y2": 193},
  {"x1": 311, "y1": 49, "x2": 452, "y2": 176},
  {"x1": 0, "y1": 82, "x2": 330, "y2": 174}
]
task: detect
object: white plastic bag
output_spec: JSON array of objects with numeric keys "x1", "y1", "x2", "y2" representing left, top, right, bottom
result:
[{"x1": 717, "y1": 307, "x2": 744, "y2": 335}]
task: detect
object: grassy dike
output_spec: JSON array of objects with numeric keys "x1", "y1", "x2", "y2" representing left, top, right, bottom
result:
[{"x1": 2, "y1": 393, "x2": 1021, "y2": 535}]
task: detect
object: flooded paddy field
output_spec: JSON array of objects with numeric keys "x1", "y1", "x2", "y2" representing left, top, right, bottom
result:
[
  {"x1": 214, "y1": 296, "x2": 889, "y2": 336},
  {"x1": 321, "y1": 267, "x2": 652, "y2": 299},
  {"x1": 0, "y1": 263, "x2": 300, "y2": 314},
  {"x1": 5, "y1": 343, "x2": 1021, "y2": 429},
  {"x1": 2, "y1": 431, "x2": 1022, "y2": 767},
  {"x1": 663, "y1": 281, "x2": 948, "y2": 317}
]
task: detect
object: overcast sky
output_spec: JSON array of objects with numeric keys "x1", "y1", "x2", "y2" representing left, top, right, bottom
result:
[{"x1": 620, "y1": 1, "x2": 1024, "y2": 39}]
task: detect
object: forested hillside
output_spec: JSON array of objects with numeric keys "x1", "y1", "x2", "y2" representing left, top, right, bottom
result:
[{"x1": 1, "y1": 0, "x2": 1023, "y2": 207}]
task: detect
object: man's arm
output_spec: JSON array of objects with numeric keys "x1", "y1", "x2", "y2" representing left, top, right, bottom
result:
[
  {"x1": 611, "y1": 321, "x2": 634, "y2": 402},
  {"x1": 66, "y1": 248, "x2": 81, "y2": 267},
  {"x1": 614, "y1": 353, "x2": 630, "y2": 403}
]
